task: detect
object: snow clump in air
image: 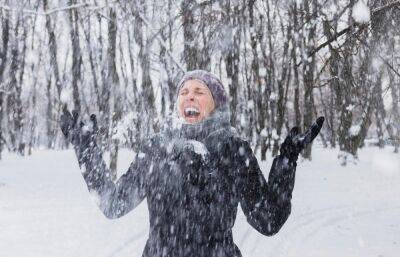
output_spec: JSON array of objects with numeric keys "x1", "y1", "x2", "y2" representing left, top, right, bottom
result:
[
  {"x1": 60, "y1": 87, "x2": 72, "y2": 104},
  {"x1": 352, "y1": 1, "x2": 371, "y2": 24},
  {"x1": 187, "y1": 140, "x2": 209, "y2": 159}
]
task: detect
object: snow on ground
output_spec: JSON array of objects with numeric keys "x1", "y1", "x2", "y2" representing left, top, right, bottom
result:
[{"x1": 0, "y1": 144, "x2": 399, "y2": 257}]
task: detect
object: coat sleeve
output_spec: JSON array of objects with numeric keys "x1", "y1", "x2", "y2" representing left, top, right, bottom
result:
[
  {"x1": 75, "y1": 138, "x2": 153, "y2": 219},
  {"x1": 233, "y1": 138, "x2": 296, "y2": 236}
]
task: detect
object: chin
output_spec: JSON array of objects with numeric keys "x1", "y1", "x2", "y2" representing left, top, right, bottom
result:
[{"x1": 184, "y1": 117, "x2": 203, "y2": 124}]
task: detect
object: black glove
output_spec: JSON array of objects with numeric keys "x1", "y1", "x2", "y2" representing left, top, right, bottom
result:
[
  {"x1": 60, "y1": 105, "x2": 98, "y2": 148},
  {"x1": 280, "y1": 116, "x2": 325, "y2": 162}
]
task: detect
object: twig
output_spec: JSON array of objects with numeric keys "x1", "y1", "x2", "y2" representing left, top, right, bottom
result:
[
  {"x1": 358, "y1": 27, "x2": 400, "y2": 79},
  {"x1": 379, "y1": 55, "x2": 400, "y2": 78},
  {"x1": 373, "y1": 0, "x2": 400, "y2": 13},
  {"x1": 128, "y1": 6, "x2": 186, "y2": 73}
]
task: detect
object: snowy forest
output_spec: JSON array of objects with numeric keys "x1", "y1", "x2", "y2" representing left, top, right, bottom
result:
[
  {"x1": 0, "y1": 0, "x2": 399, "y2": 170},
  {"x1": 1, "y1": 1, "x2": 400, "y2": 257}
]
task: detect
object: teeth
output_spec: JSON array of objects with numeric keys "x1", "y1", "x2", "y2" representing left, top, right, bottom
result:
[
  {"x1": 185, "y1": 107, "x2": 199, "y2": 113},
  {"x1": 184, "y1": 107, "x2": 200, "y2": 116}
]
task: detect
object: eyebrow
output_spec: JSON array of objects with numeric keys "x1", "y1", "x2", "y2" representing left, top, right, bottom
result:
[{"x1": 180, "y1": 86, "x2": 207, "y2": 92}]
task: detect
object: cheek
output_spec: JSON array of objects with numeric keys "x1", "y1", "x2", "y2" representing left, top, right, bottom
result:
[
  {"x1": 199, "y1": 97, "x2": 214, "y2": 114},
  {"x1": 177, "y1": 97, "x2": 184, "y2": 114}
]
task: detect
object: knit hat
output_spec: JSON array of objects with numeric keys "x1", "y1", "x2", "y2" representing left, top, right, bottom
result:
[{"x1": 177, "y1": 70, "x2": 228, "y2": 109}]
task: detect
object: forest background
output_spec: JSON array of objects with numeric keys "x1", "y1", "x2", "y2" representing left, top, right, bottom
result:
[{"x1": 0, "y1": 0, "x2": 399, "y2": 177}]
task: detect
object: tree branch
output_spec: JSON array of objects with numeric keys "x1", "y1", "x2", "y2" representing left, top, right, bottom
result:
[
  {"x1": 380, "y1": 55, "x2": 400, "y2": 78},
  {"x1": 296, "y1": 0, "x2": 400, "y2": 66},
  {"x1": 0, "y1": 1, "x2": 118, "y2": 16},
  {"x1": 373, "y1": 0, "x2": 400, "y2": 13},
  {"x1": 126, "y1": 4, "x2": 186, "y2": 73}
]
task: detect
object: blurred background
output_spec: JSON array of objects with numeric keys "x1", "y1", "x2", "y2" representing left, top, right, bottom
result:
[{"x1": 0, "y1": 0, "x2": 398, "y2": 169}]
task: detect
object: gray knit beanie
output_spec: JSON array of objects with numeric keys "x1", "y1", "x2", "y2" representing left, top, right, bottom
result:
[{"x1": 177, "y1": 70, "x2": 228, "y2": 109}]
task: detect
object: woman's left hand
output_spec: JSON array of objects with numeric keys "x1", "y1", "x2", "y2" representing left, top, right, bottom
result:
[
  {"x1": 60, "y1": 105, "x2": 98, "y2": 148},
  {"x1": 280, "y1": 116, "x2": 325, "y2": 162}
]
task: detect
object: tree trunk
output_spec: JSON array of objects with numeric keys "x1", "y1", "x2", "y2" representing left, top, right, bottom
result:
[
  {"x1": 107, "y1": 8, "x2": 120, "y2": 179},
  {"x1": 46, "y1": 77, "x2": 54, "y2": 148},
  {"x1": 272, "y1": 21, "x2": 292, "y2": 156},
  {"x1": 224, "y1": 2, "x2": 241, "y2": 126},
  {"x1": 389, "y1": 70, "x2": 400, "y2": 152},
  {"x1": 248, "y1": 0, "x2": 267, "y2": 159},
  {"x1": 291, "y1": 2, "x2": 301, "y2": 128},
  {"x1": 6, "y1": 18, "x2": 20, "y2": 152},
  {"x1": 68, "y1": 0, "x2": 82, "y2": 113},
  {"x1": 43, "y1": 0, "x2": 62, "y2": 98},
  {"x1": 302, "y1": 0, "x2": 317, "y2": 160},
  {"x1": 182, "y1": 1, "x2": 197, "y2": 71},
  {"x1": 0, "y1": 10, "x2": 10, "y2": 159},
  {"x1": 323, "y1": 20, "x2": 339, "y2": 148}
]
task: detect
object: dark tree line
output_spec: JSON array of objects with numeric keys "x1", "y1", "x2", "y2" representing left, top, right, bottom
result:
[{"x1": 0, "y1": 0, "x2": 399, "y2": 174}]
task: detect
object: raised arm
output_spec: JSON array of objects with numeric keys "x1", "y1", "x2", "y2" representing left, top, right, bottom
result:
[
  {"x1": 60, "y1": 108, "x2": 150, "y2": 219},
  {"x1": 79, "y1": 139, "x2": 150, "y2": 219},
  {"x1": 234, "y1": 140, "x2": 294, "y2": 236},
  {"x1": 235, "y1": 117, "x2": 324, "y2": 236}
]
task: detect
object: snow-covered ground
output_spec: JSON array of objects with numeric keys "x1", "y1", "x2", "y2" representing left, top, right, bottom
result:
[{"x1": 0, "y1": 145, "x2": 399, "y2": 257}]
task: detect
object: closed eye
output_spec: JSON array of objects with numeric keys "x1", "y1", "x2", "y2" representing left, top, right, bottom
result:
[
  {"x1": 195, "y1": 88, "x2": 205, "y2": 95},
  {"x1": 180, "y1": 89, "x2": 189, "y2": 95}
]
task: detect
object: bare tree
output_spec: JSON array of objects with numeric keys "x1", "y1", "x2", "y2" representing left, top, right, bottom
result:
[
  {"x1": 301, "y1": 0, "x2": 318, "y2": 160},
  {"x1": 68, "y1": 0, "x2": 82, "y2": 113},
  {"x1": 43, "y1": 0, "x2": 62, "y2": 97},
  {"x1": 0, "y1": 0, "x2": 397, "y2": 163},
  {"x1": 107, "y1": 7, "x2": 121, "y2": 179},
  {"x1": 223, "y1": 0, "x2": 241, "y2": 126},
  {"x1": 0, "y1": 7, "x2": 10, "y2": 159},
  {"x1": 181, "y1": 1, "x2": 197, "y2": 71}
]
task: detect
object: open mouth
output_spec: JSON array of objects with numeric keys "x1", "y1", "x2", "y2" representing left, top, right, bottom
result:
[{"x1": 184, "y1": 107, "x2": 200, "y2": 118}]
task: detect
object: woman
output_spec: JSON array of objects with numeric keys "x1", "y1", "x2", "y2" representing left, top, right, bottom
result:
[{"x1": 60, "y1": 70, "x2": 324, "y2": 257}]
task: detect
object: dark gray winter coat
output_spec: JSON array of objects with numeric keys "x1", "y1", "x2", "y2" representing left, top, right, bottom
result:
[{"x1": 78, "y1": 107, "x2": 296, "y2": 257}]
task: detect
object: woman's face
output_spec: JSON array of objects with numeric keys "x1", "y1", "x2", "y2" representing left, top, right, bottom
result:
[{"x1": 177, "y1": 80, "x2": 215, "y2": 124}]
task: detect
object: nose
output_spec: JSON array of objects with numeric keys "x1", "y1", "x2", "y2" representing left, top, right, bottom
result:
[{"x1": 186, "y1": 91, "x2": 195, "y2": 101}]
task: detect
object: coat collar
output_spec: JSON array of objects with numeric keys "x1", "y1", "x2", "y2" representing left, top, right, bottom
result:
[{"x1": 161, "y1": 106, "x2": 231, "y2": 142}]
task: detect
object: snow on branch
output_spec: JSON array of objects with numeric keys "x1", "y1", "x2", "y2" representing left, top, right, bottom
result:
[{"x1": 297, "y1": 0, "x2": 400, "y2": 66}]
